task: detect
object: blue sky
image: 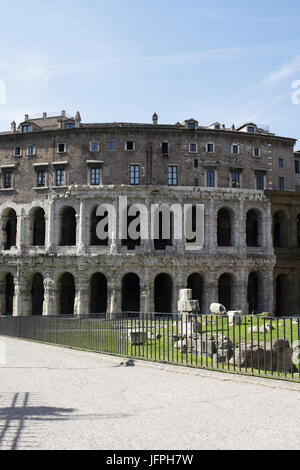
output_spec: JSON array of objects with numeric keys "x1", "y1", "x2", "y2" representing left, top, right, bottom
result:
[{"x1": 1, "y1": 0, "x2": 300, "y2": 148}]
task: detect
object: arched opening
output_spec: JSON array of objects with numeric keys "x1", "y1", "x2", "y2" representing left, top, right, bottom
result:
[
  {"x1": 273, "y1": 211, "x2": 288, "y2": 248},
  {"x1": 3, "y1": 209, "x2": 17, "y2": 250},
  {"x1": 247, "y1": 272, "x2": 259, "y2": 314},
  {"x1": 187, "y1": 273, "x2": 203, "y2": 313},
  {"x1": 275, "y1": 274, "x2": 289, "y2": 317},
  {"x1": 246, "y1": 210, "x2": 260, "y2": 247},
  {"x1": 90, "y1": 273, "x2": 107, "y2": 313},
  {"x1": 59, "y1": 273, "x2": 75, "y2": 315},
  {"x1": 60, "y1": 207, "x2": 76, "y2": 246},
  {"x1": 31, "y1": 273, "x2": 44, "y2": 316},
  {"x1": 217, "y1": 208, "x2": 232, "y2": 247},
  {"x1": 218, "y1": 273, "x2": 232, "y2": 311},
  {"x1": 32, "y1": 208, "x2": 46, "y2": 246},
  {"x1": 121, "y1": 206, "x2": 141, "y2": 250},
  {"x1": 121, "y1": 273, "x2": 140, "y2": 312},
  {"x1": 5, "y1": 273, "x2": 14, "y2": 316},
  {"x1": 90, "y1": 207, "x2": 109, "y2": 246},
  {"x1": 154, "y1": 273, "x2": 172, "y2": 313}
]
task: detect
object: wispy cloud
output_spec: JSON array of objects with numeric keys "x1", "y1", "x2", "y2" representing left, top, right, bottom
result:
[{"x1": 263, "y1": 55, "x2": 300, "y2": 85}]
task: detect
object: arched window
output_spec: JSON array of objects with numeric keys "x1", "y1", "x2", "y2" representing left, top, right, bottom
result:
[
  {"x1": 5, "y1": 273, "x2": 14, "y2": 315},
  {"x1": 3, "y1": 209, "x2": 17, "y2": 250},
  {"x1": 60, "y1": 207, "x2": 76, "y2": 246},
  {"x1": 121, "y1": 206, "x2": 141, "y2": 250},
  {"x1": 31, "y1": 273, "x2": 44, "y2": 315},
  {"x1": 246, "y1": 210, "x2": 260, "y2": 247},
  {"x1": 90, "y1": 207, "x2": 109, "y2": 246},
  {"x1": 273, "y1": 211, "x2": 288, "y2": 248},
  {"x1": 121, "y1": 273, "x2": 140, "y2": 313},
  {"x1": 217, "y1": 209, "x2": 232, "y2": 247},
  {"x1": 218, "y1": 273, "x2": 232, "y2": 310},
  {"x1": 247, "y1": 272, "x2": 259, "y2": 314},
  {"x1": 154, "y1": 273, "x2": 172, "y2": 313},
  {"x1": 275, "y1": 274, "x2": 289, "y2": 317},
  {"x1": 90, "y1": 273, "x2": 107, "y2": 313},
  {"x1": 59, "y1": 273, "x2": 75, "y2": 315},
  {"x1": 32, "y1": 208, "x2": 46, "y2": 246}
]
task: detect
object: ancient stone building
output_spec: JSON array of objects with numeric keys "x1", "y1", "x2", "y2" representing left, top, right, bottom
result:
[{"x1": 0, "y1": 111, "x2": 298, "y2": 317}]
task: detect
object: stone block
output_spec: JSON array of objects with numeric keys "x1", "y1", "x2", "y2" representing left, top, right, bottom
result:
[{"x1": 210, "y1": 303, "x2": 227, "y2": 315}]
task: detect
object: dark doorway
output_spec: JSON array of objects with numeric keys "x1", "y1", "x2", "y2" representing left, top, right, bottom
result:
[
  {"x1": 122, "y1": 273, "x2": 140, "y2": 312},
  {"x1": 154, "y1": 211, "x2": 173, "y2": 251},
  {"x1": 187, "y1": 273, "x2": 203, "y2": 312},
  {"x1": 31, "y1": 273, "x2": 44, "y2": 315},
  {"x1": 90, "y1": 273, "x2": 107, "y2": 313},
  {"x1": 59, "y1": 273, "x2": 75, "y2": 315},
  {"x1": 32, "y1": 208, "x2": 46, "y2": 246},
  {"x1": 217, "y1": 209, "x2": 232, "y2": 247},
  {"x1": 273, "y1": 211, "x2": 287, "y2": 248},
  {"x1": 247, "y1": 272, "x2": 259, "y2": 314},
  {"x1": 154, "y1": 273, "x2": 172, "y2": 313},
  {"x1": 121, "y1": 207, "x2": 141, "y2": 251},
  {"x1": 5, "y1": 273, "x2": 14, "y2": 316},
  {"x1": 4, "y1": 209, "x2": 17, "y2": 250},
  {"x1": 90, "y1": 207, "x2": 109, "y2": 246},
  {"x1": 60, "y1": 207, "x2": 76, "y2": 246},
  {"x1": 218, "y1": 274, "x2": 232, "y2": 310},
  {"x1": 246, "y1": 210, "x2": 259, "y2": 247},
  {"x1": 275, "y1": 274, "x2": 289, "y2": 317}
]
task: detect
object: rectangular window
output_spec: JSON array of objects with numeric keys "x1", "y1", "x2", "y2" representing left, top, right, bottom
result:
[
  {"x1": 161, "y1": 142, "x2": 169, "y2": 155},
  {"x1": 90, "y1": 141, "x2": 100, "y2": 152},
  {"x1": 253, "y1": 147, "x2": 260, "y2": 157},
  {"x1": 189, "y1": 143, "x2": 197, "y2": 153},
  {"x1": 188, "y1": 122, "x2": 196, "y2": 130},
  {"x1": 130, "y1": 165, "x2": 140, "y2": 185},
  {"x1": 194, "y1": 178, "x2": 199, "y2": 187},
  {"x1": 194, "y1": 158, "x2": 199, "y2": 168},
  {"x1": 279, "y1": 177, "x2": 285, "y2": 191},
  {"x1": 232, "y1": 144, "x2": 239, "y2": 155},
  {"x1": 278, "y1": 158, "x2": 284, "y2": 168},
  {"x1": 57, "y1": 143, "x2": 66, "y2": 153},
  {"x1": 91, "y1": 167, "x2": 100, "y2": 185},
  {"x1": 55, "y1": 169, "x2": 65, "y2": 186},
  {"x1": 256, "y1": 173, "x2": 265, "y2": 190},
  {"x1": 168, "y1": 166, "x2": 178, "y2": 186},
  {"x1": 37, "y1": 170, "x2": 46, "y2": 187},
  {"x1": 295, "y1": 160, "x2": 300, "y2": 174},
  {"x1": 27, "y1": 145, "x2": 36, "y2": 156},
  {"x1": 22, "y1": 125, "x2": 32, "y2": 133},
  {"x1": 65, "y1": 123, "x2": 75, "y2": 129},
  {"x1": 14, "y1": 147, "x2": 21, "y2": 157},
  {"x1": 126, "y1": 141, "x2": 135, "y2": 151},
  {"x1": 3, "y1": 170, "x2": 12, "y2": 188},
  {"x1": 207, "y1": 170, "x2": 215, "y2": 187},
  {"x1": 108, "y1": 141, "x2": 116, "y2": 151},
  {"x1": 231, "y1": 172, "x2": 240, "y2": 188},
  {"x1": 247, "y1": 126, "x2": 255, "y2": 133},
  {"x1": 207, "y1": 143, "x2": 214, "y2": 153}
]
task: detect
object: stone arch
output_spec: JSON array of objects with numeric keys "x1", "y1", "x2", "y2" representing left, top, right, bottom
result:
[
  {"x1": 31, "y1": 273, "x2": 44, "y2": 315},
  {"x1": 59, "y1": 273, "x2": 75, "y2": 315},
  {"x1": 29, "y1": 207, "x2": 46, "y2": 246},
  {"x1": 187, "y1": 273, "x2": 203, "y2": 313},
  {"x1": 121, "y1": 273, "x2": 140, "y2": 312},
  {"x1": 59, "y1": 207, "x2": 77, "y2": 246},
  {"x1": 2, "y1": 208, "x2": 17, "y2": 250},
  {"x1": 90, "y1": 273, "x2": 107, "y2": 313},
  {"x1": 153, "y1": 205, "x2": 173, "y2": 251},
  {"x1": 247, "y1": 271, "x2": 259, "y2": 314},
  {"x1": 154, "y1": 273, "x2": 172, "y2": 313},
  {"x1": 273, "y1": 210, "x2": 288, "y2": 248},
  {"x1": 121, "y1": 205, "x2": 141, "y2": 250},
  {"x1": 90, "y1": 206, "x2": 109, "y2": 246},
  {"x1": 217, "y1": 208, "x2": 232, "y2": 247},
  {"x1": 246, "y1": 209, "x2": 262, "y2": 247},
  {"x1": 218, "y1": 273, "x2": 232, "y2": 311}
]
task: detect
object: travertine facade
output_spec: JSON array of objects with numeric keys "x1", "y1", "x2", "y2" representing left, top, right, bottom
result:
[{"x1": 0, "y1": 111, "x2": 298, "y2": 317}]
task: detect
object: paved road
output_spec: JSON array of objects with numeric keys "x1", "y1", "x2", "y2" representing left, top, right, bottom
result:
[{"x1": 0, "y1": 336, "x2": 299, "y2": 450}]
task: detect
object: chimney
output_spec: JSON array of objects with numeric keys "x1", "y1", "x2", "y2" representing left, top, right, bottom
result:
[
  {"x1": 61, "y1": 110, "x2": 66, "y2": 117},
  {"x1": 75, "y1": 111, "x2": 81, "y2": 128},
  {"x1": 222, "y1": 124, "x2": 226, "y2": 129},
  {"x1": 43, "y1": 112, "x2": 47, "y2": 120},
  {"x1": 24, "y1": 114, "x2": 29, "y2": 121},
  {"x1": 231, "y1": 124, "x2": 235, "y2": 131},
  {"x1": 11, "y1": 121, "x2": 16, "y2": 133},
  {"x1": 152, "y1": 113, "x2": 158, "y2": 125}
]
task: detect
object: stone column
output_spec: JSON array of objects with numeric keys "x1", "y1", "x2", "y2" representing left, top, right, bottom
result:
[
  {"x1": 261, "y1": 268, "x2": 274, "y2": 315},
  {"x1": 265, "y1": 203, "x2": 274, "y2": 255},
  {"x1": 233, "y1": 268, "x2": 248, "y2": 313},
  {"x1": 46, "y1": 200, "x2": 55, "y2": 250},
  {"x1": 207, "y1": 198, "x2": 216, "y2": 255},
  {"x1": 74, "y1": 277, "x2": 89, "y2": 316},
  {"x1": 13, "y1": 276, "x2": 31, "y2": 316},
  {"x1": 77, "y1": 200, "x2": 86, "y2": 255},
  {"x1": 238, "y1": 199, "x2": 246, "y2": 255},
  {"x1": 16, "y1": 211, "x2": 25, "y2": 252},
  {"x1": 205, "y1": 271, "x2": 218, "y2": 312},
  {"x1": 140, "y1": 267, "x2": 150, "y2": 313},
  {"x1": 107, "y1": 276, "x2": 121, "y2": 318},
  {"x1": 43, "y1": 277, "x2": 58, "y2": 316},
  {"x1": 0, "y1": 215, "x2": 7, "y2": 251},
  {"x1": 0, "y1": 279, "x2": 6, "y2": 316}
]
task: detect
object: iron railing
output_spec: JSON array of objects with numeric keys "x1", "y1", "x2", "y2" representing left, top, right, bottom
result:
[{"x1": 0, "y1": 313, "x2": 299, "y2": 382}]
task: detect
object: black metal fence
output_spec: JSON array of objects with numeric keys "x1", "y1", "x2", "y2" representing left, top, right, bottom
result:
[{"x1": 0, "y1": 313, "x2": 300, "y2": 382}]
